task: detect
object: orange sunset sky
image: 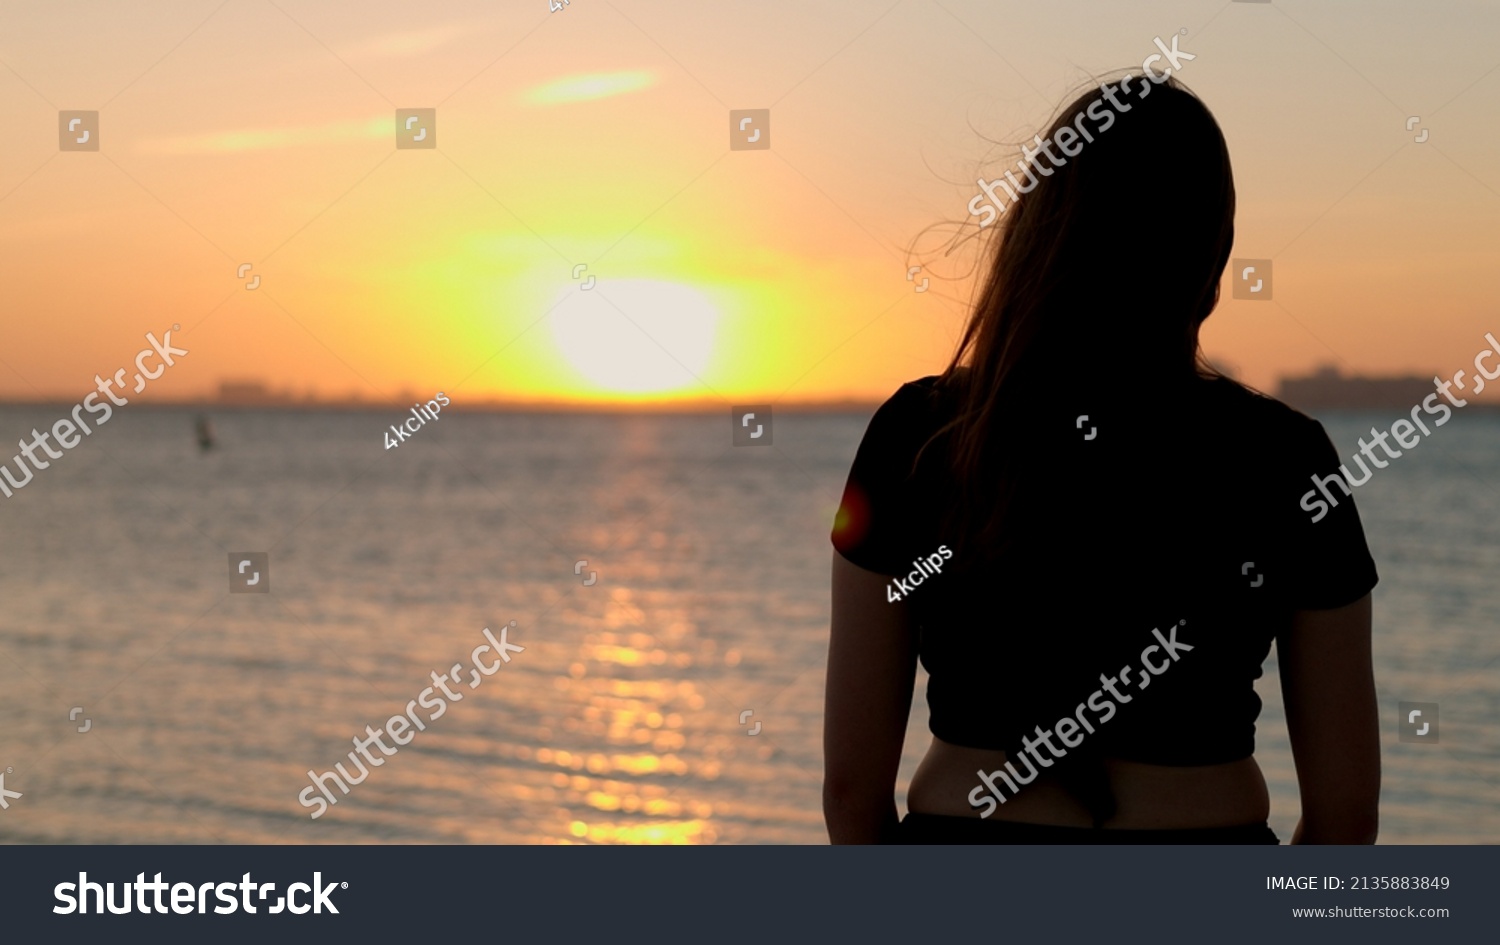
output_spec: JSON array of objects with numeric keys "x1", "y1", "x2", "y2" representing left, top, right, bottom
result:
[{"x1": 1, "y1": 0, "x2": 1498, "y2": 406}]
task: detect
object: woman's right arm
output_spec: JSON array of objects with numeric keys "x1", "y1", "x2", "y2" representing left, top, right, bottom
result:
[{"x1": 1276, "y1": 593, "x2": 1380, "y2": 844}]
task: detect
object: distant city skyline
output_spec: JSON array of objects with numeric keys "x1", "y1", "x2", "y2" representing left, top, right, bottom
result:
[{"x1": 1, "y1": 363, "x2": 1496, "y2": 412}]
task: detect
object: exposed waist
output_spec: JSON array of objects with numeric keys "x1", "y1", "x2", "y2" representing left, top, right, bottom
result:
[
  {"x1": 908, "y1": 737, "x2": 1269, "y2": 829},
  {"x1": 896, "y1": 812, "x2": 1278, "y2": 844}
]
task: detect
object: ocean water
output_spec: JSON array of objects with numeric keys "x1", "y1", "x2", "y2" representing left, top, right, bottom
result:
[{"x1": 0, "y1": 404, "x2": 1494, "y2": 844}]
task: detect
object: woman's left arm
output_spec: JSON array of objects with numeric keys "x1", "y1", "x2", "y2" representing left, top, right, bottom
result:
[{"x1": 823, "y1": 550, "x2": 919, "y2": 843}]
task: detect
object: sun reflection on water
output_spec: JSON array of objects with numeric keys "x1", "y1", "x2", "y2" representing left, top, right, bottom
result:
[
  {"x1": 530, "y1": 598, "x2": 738, "y2": 843},
  {"x1": 565, "y1": 820, "x2": 718, "y2": 845}
]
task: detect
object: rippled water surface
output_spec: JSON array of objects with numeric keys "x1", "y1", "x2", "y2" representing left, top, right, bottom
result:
[{"x1": 0, "y1": 406, "x2": 1495, "y2": 843}]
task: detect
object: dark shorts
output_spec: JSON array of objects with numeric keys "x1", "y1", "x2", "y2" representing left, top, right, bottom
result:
[{"x1": 896, "y1": 813, "x2": 1279, "y2": 845}]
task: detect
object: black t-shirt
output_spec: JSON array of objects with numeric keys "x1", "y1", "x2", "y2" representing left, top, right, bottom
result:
[{"x1": 831, "y1": 373, "x2": 1378, "y2": 765}]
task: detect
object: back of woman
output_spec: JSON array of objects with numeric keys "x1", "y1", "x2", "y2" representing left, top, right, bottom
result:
[{"x1": 822, "y1": 72, "x2": 1381, "y2": 845}]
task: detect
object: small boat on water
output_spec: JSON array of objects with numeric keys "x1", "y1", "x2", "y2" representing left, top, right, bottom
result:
[{"x1": 194, "y1": 414, "x2": 216, "y2": 452}]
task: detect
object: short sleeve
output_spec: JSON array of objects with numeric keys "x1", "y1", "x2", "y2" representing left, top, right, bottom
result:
[
  {"x1": 1279, "y1": 418, "x2": 1380, "y2": 609},
  {"x1": 830, "y1": 381, "x2": 936, "y2": 575}
]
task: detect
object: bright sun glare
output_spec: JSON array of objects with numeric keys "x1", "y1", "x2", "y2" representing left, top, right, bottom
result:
[{"x1": 548, "y1": 279, "x2": 721, "y2": 395}]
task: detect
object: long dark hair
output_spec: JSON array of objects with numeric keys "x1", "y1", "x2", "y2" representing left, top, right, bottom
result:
[{"x1": 931, "y1": 74, "x2": 1237, "y2": 558}]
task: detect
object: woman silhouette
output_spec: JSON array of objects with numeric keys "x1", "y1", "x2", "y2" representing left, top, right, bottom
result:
[{"x1": 823, "y1": 74, "x2": 1380, "y2": 844}]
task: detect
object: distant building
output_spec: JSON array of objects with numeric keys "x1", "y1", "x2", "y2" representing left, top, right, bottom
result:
[
  {"x1": 217, "y1": 380, "x2": 293, "y2": 405},
  {"x1": 1276, "y1": 365, "x2": 1434, "y2": 411}
]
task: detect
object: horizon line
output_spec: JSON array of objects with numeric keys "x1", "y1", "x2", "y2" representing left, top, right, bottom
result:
[{"x1": 0, "y1": 395, "x2": 885, "y2": 413}]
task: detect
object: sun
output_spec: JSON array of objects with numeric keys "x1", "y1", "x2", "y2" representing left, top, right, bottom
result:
[{"x1": 548, "y1": 279, "x2": 721, "y2": 395}]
